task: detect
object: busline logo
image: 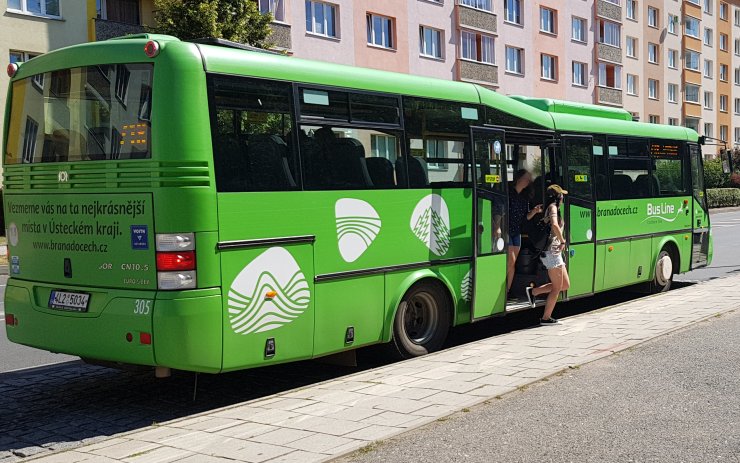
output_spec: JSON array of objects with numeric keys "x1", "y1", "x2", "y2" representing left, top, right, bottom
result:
[{"x1": 643, "y1": 201, "x2": 686, "y2": 223}]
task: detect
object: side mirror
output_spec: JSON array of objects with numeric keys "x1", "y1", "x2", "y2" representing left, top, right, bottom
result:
[{"x1": 720, "y1": 148, "x2": 733, "y2": 174}]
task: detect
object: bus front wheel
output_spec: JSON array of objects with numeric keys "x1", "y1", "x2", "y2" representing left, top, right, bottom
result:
[
  {"x1": 651, "y1": 248, "x2": 674, "y2": 293},
  {"x1": 390, "y1": 281, "x2": 451, "y2": 359}
]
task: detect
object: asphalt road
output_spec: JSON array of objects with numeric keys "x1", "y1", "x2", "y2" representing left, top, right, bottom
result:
[{"x1": 342, "y1": 308, "x2": 740, "y2": 463}]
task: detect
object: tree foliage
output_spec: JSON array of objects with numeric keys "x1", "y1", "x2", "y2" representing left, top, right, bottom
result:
[
  {"x1": 703, "y1": 158, "x2": 729, "y2": 189},
  {"x1": 152, "y1": 0, "x2": 273, "y2": 47}
]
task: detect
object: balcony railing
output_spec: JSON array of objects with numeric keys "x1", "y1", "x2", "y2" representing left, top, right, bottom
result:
[
  {"x1": 596, "y1": 0, "x2": 622, "y2": 22},
  {"x1": 457, "y1": 2, "x2": 497, "y2": 35},
  {"x1": 94, "y1": 18, "x2": 145, "y2": 41},
  {"x1": 458, "y1": 59, "x2": 498, "y2": 86},
  {"x1": 597, "y1": 43, "x2": 622, "y2": 63},
  {"x1": 598, "y1": 86, "x2": 623, "y2": 106},
  {"x1": 268, "y1": 22, "x2": 292, "y2": 50}
]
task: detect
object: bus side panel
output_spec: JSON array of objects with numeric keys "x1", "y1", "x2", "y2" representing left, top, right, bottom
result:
[
  {"x1": 5, "y1": 282, "x2": 155, "y2": 366},
  {"x1": 313, "y1": 275, "x2": 384, "y2": 357},
  {"x1": 602, "y1": 240, "x2": 631, "y2": 289},
  {"x1": 567, "y1": 243, "x2": 595, "y2": 297},
  {"x1": 629, "y1": 237, "x2": 652, "y2": 283},
  {"x1": 594, "y1": 244, "x2": 606, "y2": 292},
  {"x1": 220, "y1": 243, "x2": 315, "y2": 372},
  {"x1": 153, "y1": 292, "x2": 222, "y2": 373}
]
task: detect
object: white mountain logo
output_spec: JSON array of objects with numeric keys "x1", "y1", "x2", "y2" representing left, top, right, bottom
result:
[
  {"x1": 410, "y1": 194, "x2": 451, "y2": 256},
  {"x1": 335, "y1": 198, "x2": 381, "y2": 263},
  {"x1": 227, "y1": 247, "x2": 310, "y2": 335},
  {"x1": 461, "y1": 269, "x2": 472, "y2": 302}
]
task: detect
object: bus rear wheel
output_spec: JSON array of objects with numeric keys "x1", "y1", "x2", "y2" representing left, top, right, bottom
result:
[
  {"x1": 651, "y1": 248, "x2": 674, "y2": 293},
  {"x1": 391, "y1": 281, "x2": 450, "y2": 359}
]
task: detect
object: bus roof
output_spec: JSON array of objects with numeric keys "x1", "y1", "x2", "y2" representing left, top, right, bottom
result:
[{"x1": 509, "y1": 96, "x2": 634, "y2": 121}]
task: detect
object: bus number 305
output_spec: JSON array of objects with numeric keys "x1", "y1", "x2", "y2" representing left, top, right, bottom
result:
[{"x1": 134, "y1": 299, "x2": 152, "y2": 315}]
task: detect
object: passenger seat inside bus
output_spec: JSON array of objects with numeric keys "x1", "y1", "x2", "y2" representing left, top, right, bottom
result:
[
  {"x1": 246, "y1": 134, "x2": 297, "y2": 190},
  {"x1": 633, "y1": 174, "x2": 660, "y2": 198},
  {"x1": 396, "y1": 156, "x2": 429, "y2": 188},
  {"x1": 213, "y1": 134, "x2": 248, "y2": 192},
  {"x1": 327, "y1": 138, "x2": 374, "y2": 189},
  {"x1": 366, "y1": 157, "x2": 397, "y2": 188},
  {"x1": 595, "y1": 174, "x2": 609, "y2": 199},
  {"x1": 610, "y1": 174, "x2": 633, "y2": 199}
]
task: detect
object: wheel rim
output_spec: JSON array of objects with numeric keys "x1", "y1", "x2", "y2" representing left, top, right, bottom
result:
[
  {"x1": 403, "y1": 291, "x2": 438, "y2": 345},
  {"x1": 656, "y1": 253, "x2": 672, "y2": 286}
]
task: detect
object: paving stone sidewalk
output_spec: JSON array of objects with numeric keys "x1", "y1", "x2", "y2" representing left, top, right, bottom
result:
[{"x1": 26, "y1": 275, "x2": 740, "y2": 463}]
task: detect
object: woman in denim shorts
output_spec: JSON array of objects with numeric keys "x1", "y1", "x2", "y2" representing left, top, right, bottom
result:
[{"x1": 525, "y1": 185, "x2": 571, "y2": 325}]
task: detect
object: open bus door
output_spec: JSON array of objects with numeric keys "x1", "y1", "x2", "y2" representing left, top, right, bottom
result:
[
  {"x1": 470, "y1": 127, "x2": 508, "y2": 320},
  {"x1": 561, "y1": 135, "x2": 597, "y2": 298}
]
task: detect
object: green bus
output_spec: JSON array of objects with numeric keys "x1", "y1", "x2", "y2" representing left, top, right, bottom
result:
[{"x1": 3, "y1": 35, "x2": 712, "y2": 374}]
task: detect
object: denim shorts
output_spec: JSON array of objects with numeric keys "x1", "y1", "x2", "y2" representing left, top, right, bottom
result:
[
  {"x1": 540, "y1": 250, "x2": 565, "y2": 270},
  {"x1": 507, "y1": 234, "x2": 522, "y2": 247}
]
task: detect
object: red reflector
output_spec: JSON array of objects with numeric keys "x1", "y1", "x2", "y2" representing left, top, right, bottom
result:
[
  {"x1": 7, "y1": 63, "x2": 19, "y2": 78},
  {"x1": 144, "y1": 40, "x2": 160, "y2": 58},
  {"x1": 5, "y1": 314, "x2": 16, "y2": 326},
  {"x1": 140, "y1": 332, "x2": 152, "y2": 345},
  {"x1": 156, "y1": 251, "x2": 196, "y2": 271}
]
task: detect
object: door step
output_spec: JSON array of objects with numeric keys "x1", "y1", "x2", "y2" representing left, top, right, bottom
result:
[{"x1": 505, "y1": 300, "x2": 544, "y2": 313}]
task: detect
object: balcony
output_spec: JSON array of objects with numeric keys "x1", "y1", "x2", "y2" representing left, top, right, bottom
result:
[
  {"x1": 457, "y1": 2, "x2": 497, "y2": 35},
  {"x1": 596, "y1": 0, "x2": 621, "y2": 22},
  {"x1": 597, "y1": 86, "x2": 623, "y2": 106},
  {"x1": 268, "y1": 23, "x2": 292, "y2": 50},
  {"x1": 597, "y1": 43, "x2": 622, "y2": 63},
  {"x1": 94, "y1": 18, "x2": 145, "y2": 41},
  {"x1": 458, "y1": 59, "x2": 498, "y2": 86}
]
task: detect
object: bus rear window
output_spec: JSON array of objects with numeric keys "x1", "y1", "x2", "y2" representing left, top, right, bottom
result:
[{"x1": 5, "y1": 64, "x2": 153, "y2": 164}]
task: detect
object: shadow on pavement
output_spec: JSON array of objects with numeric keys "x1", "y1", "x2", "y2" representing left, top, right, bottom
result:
[{"x1": 0, "y1": 283, "x2": 696, "y2": 459}]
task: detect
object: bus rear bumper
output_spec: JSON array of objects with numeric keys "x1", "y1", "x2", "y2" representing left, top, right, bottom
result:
[{"x1": 4, "y1": 280, "x2": 223, "y2": 373}]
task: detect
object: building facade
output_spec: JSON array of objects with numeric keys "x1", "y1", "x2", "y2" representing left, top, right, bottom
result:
[{"x1": 262, "y1": 0, "x2": 740, "y2": 154}]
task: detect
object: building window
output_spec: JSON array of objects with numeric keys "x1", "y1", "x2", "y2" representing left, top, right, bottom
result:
[
  {"x1": 367, "y1": 13, "x2": 394, "y2": 49},
  {"x1": 704, "y1": 59, "x2": 713, "y2": 78},
  {"x1": 685, "y1": 118, "x2": 699, "y2": 133},
  {"x1": 648, "y1": 7, "x2": 658, "y2": 27},
  {"x1": 684, "y1": 16, "x2": 700, "y2": 38},
  {"x1": 541, "y1": 54, "x2": 557, "y2": 80},
  {"x1": 306, "y1": 1, "x2": 338, "y2": 38},
  {"x1": 648, "y1": 43, "x2": 658, "y2": 63},
  {"x1": 735, "y1": 67, "x2": 740, "y2": 85},
  {"x1": 704, "y1": 27, "x2": 713, "y2": 46},
  {"x1": 626, "y1": 36, "x2": 637, "y2": 58},
  {"x1": 648, "y1": 115, "x2": 659, "y2": 124},
  {"x1": 668, "y1": 117, "x2": 678, "y2": 126},
  {"x1": 648, "y1": 79, "x2": 658, "y2": 100},
  {"x1": 598, "y1": 20, "x2": 621, "y2": 47},
  {"x1": 505, "y1": 46, "x2": 523, "y2": 74},
  {"x1": 668, "y1": 83, "x2": 678, "y2": 103},
  {"x1": 735, "y1": 38, "x2": 740, "y2": 56},
  {"x1": 461, "y1": 31, "x2": 494, "y2": 64},
  {"x1": 22, "y1": 116, "x2": 39, "y2": 163},
  {"x1": 668, "y1": 14, "x2": 677, "y2": 34},
  {"x1": 460, "y1": 0, "x2": 493, "y2": 11},
  {"x1": 572, "y1": 17, "x2": 586, "y2": 42},
  {"x1": 704, "y1": 91, "x2": 713, "y2": 109},
  {"x1": 420, "y1": 26, "x2": 443, "y2": 59},
  {"x1": 572, "y1": 61, "x2": 587, "y2": 86},
  {"x1": 685, "y1": 50, "x2": 700, "y2": 71},
  {"x1": 735, "y1": 9, "x2": 740, "y2": 26},
  {"x1": 626, "y1": 0, "x2": 636, "y2": 20},
  {"x1": 598, "y1": 63, "x2": 621, "y2": 89},
  {"x1": 9, "y1": 51, "x2": 39, "y2": 64},
  {"x1": 720, "y1": 126, "x2": 727, "y2": 142},
  {"x1": 720, "y1": 64, "x2": 728, "y2": 81},
  {"x1": 259, "y1": 0, "x2": 285, "y2": 22},
  {"x1": 720, "y1": 94, "x2": 728, "y2": 112},
  {"x1": 704, "y1": 0, "x2": 712, "y2": 14},
  {"x1": 504, "y1": 0, "x2": 522, "y2": 24},
  {"x1": 667, "y1": 49, "x2": 677, "y2": 68},
  {"x1": 735, "y1": 127, "x2": 740, "y2": 143},
  {"x1": 371, "y1": 134, "x2": 398, "y2": 161},
  {"x1": 540, "y1": 7, "x2": 556, "y2": 34},
  {"x1": 7, "y1": 0, "x2": 60, "y2": 17},
  {"x1": 626, "y1": 74, "x2": 638, "y2": 95},
  {"x1": 704, "y1": 122, "x2": 713, "y2": 137},
  {"x1": 735, "y1": 97, "x2": 740, "y2": 115},
  {"x1": 685, "y1": 84, "x2": 700, "y2": 103},
  {"x1": 720, "y1": 2, "x2": 728, "y2": 20},
  {"x1": 720, "y1": 33, "x2": 728, "y2": 51}
]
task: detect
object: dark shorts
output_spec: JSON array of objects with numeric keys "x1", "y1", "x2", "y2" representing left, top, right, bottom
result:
[{"x1": 507, "y1": 234, "x2": 522, "y2": 247}]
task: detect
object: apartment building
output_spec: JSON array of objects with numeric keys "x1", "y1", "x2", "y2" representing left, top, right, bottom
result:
[{"x1": 261, "y1": 0, "x2": 740, "y2": 154}]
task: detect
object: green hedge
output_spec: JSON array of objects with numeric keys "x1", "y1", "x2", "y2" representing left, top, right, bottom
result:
[{"x1": 707, "y1": 188, "x2": 740, "y2": 208}]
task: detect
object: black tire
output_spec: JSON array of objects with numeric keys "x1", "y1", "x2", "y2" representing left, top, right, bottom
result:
[
  {"x1": 650, "y1": 248, "x2": 674, "y2": 293},
  {"x1": 390, "y1": 281, "x2": 451, "y2": 359}
]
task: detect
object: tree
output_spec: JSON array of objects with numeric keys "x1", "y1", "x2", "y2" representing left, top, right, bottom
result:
[{"x1": 152, "y1": 0, "x2": 273, "y2": 48}]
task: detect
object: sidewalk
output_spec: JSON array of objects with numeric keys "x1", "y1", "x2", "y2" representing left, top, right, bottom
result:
[{"x1": 27, "y1": 275, "x2": 740, "y2": 463}]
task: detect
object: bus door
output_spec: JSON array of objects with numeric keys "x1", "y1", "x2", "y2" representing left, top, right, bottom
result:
[
  {"x1": 562, "y1": 135, "x2": 596, "y2": 298},
  {"x1": 471, "y1": 127, "x2": 508, "y2": 320},
  {"x1": 689, "y1": 143, "x2": 710, "y2": 267}
]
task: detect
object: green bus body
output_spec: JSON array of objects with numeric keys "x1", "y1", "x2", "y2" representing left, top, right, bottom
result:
[{"x1": 2, "y1": 35, "x2": 712, "y2": 373}]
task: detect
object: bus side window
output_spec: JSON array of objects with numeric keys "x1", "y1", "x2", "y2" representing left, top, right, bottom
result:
[
  {"x1": 607, "y1": 136, "x2": 652, "y2": 199},
  {"x1": 592, "y1": 136, "x2": 609, "y2": 200},
  {"x1": 209, "y1": 76, "x2": 299, "y2": 192},
  {"x1": 651, "y1": 140, "x2": 687, "y2": 196}
]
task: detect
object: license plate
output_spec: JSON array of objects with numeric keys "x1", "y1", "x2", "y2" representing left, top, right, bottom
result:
[{"x1": 49, "y1": 290, "x2": 90, "y2": 312}]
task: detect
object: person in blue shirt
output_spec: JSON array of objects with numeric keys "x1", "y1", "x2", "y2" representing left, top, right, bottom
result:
[{"x1": 507, "y1": 169, "x2": 542, "y2": 297}]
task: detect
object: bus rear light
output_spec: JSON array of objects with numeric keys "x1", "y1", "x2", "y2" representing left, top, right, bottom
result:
[
  {"x1": 5, "y1": 314, "x2": 17, "y2": 326},
  {"x1": 144, "y1": 40, "x2": 160, "y2": 58},
  {"x1": 140, "y1": 332, "x2": 152, "y2": 345},
  {"x1": 7, "y1": 63, "x2": 18, "y2": 78},
  {"x1": 157, "y1": 271, "x2": 196, "y2": 290},
  {"x1": 156, "y1": 251, "x2": 196, "y2": 271},
  {"x1": 156, "y1": 233, "x2": 195, "y2": 251}
]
